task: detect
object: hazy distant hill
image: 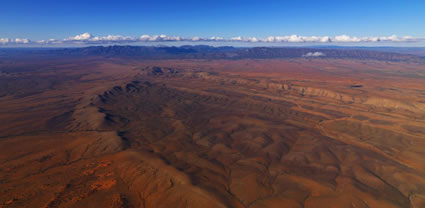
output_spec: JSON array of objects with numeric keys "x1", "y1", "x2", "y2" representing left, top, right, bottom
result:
[
  {"x1": 313, "y1": 46, "x2": 425, "y2": 57},
  {"x1": 0, "y1": 45, "x2": 422, "y2": 62}
]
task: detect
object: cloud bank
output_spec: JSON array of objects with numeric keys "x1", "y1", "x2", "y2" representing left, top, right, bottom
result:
[
  {"x1": 303, "y1": 52, "x2": 326, "y2": 57},
  {"x1": 0, "y1": 33, "x2": 423, "y2": 46}
]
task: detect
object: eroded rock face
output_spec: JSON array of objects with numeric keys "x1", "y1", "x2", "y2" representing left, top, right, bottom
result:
[{"x1": 1, "y1": 58, "x2": 425, "y2": 208}]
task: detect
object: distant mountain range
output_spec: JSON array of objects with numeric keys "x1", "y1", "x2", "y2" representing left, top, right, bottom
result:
[
  {"x1": 310, "y1": 45, "x2": 425, "y2": 57},
  {"x1": 0, "y1": 45, "x2": 423, "y2": 62}
]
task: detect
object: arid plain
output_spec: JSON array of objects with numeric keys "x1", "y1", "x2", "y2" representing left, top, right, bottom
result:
[{"x1": 1, "y1": 52, "x2": 425, "y2": 208}]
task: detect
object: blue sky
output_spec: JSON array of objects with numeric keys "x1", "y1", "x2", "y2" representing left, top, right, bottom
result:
[{"x1": 1, "y1": 0, "x2": 425, "y2": 46}]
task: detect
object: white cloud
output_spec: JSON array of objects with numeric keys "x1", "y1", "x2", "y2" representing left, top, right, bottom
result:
[
  {"x1": 247, "y1": 37, "x2": 259, "y2": 42},
  {"x1": 156, "y1": 34, "x2": 184, "y2": 41},
  {"x1": 91, "y1": 35, "x2": 135, "y2": 42},
  {"x1": 230, "y1": 36, "x2": 260, "y2": 42},
  {"x1": 334, "y1": 35, "x2": 361, "y2": 42},
  {"x1": 331, "y1": 34, "x2": 419, "y2": 43},
  {"x1": 0, "y1": 38, "x2": 9, "y2": 44},
  {"x1": 231, "y1": 36, "x2": 243, "y2": 41},
  {"x1": 303, "y1": 52, "x2": 326, "y2": 57},
  {"x1": 66, "y1": 32, "x2": 92, "y2": 41},
  {"x1": 14, "y1": 38, "x2": 30, "y2": 44},
  {"x1": 139, "y1": 34, "x2": 151, "y2": 41},
  {"x1": 191, "y1": 36, "x2": 201, "y2": 41},
  {"x1": 0, "y1": 38, "x2": 31, "y2": 44},
  {"x1": 139, "y1": 34, "x2": 184, "y2": 42},
  {"x1": 320, "y1": 36, "x2": 331, "y2": 43},
  {"x1": 148, "y1": 35, "x2": 163, "y2": 41},
  {"x1": 288, "y1": 35, "x2": 305, "y2": 42},
  {"x1": 379, "y1": 35, "x2": 416, "y2": 42},
  {"x1": 262, "y1": 35, "x2": 332, "y2": 43},
  {"x1": 209, "y1": 36, "x2": 224, "y2": 41},
  {"x1": 64, "y1": 33, "x2": 136, "y2": 44},
  {"x1": 0, "y1": 33, "x2": 423, "y2": 46}
]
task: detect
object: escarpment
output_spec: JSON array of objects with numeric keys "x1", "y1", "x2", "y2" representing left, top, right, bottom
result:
[{"x1": 138, "y1": 66, "x2": 424, "y2": 115}]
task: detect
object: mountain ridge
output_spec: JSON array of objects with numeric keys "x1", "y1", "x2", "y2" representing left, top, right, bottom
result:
[{"x1": 0, "y1": 45, "x2": 422, "y2": 62}]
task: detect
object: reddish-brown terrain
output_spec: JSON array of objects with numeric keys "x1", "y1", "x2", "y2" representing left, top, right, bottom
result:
[{"x1": 1, "y1": 52, "x2": 425, "y2": 207}]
